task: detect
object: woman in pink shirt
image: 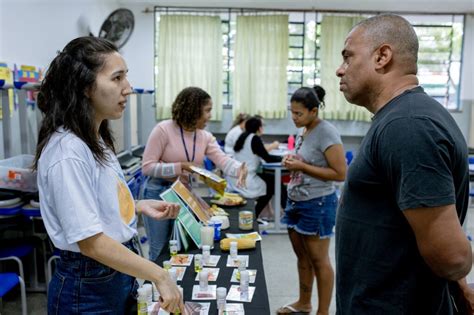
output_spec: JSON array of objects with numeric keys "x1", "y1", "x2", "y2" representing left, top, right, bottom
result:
[{"x1": 142, "y1": 87, "x2": 247, "y2": 260}]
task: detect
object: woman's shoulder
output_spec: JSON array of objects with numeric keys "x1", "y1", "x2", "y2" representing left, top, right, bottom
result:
[
  {"x1": 40, "y1": 129, "x2": 95, "y2": 167},
  {"x1": 228, "y1": 125, "x2": 241, "y2": 135},
  {"x1": 151, "y1": 119, "x2": 176, "y2": 134},
  {"x1": 318, "y1": 120, "x2": 340, "y2": 135},
  {"x1": 155, "y1": 119, "x2": 174, "y2": 129},
  {"x1": 198, "y1": 128, "x2": 215, "y2": 141}
]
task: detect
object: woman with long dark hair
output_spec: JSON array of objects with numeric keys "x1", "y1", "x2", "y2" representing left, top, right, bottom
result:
[{"x1": 34, "y1": 37, "x2": 183, "y2": 314}]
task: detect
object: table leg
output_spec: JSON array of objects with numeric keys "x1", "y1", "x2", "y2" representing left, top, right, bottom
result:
[{"x1": 266, "y1": 168, "x2": 287, "y2": 234}]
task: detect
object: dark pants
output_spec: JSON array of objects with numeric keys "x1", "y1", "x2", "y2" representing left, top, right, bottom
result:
[{"x1": 255, "y1": 172, "x2": 287, "y2": 218}]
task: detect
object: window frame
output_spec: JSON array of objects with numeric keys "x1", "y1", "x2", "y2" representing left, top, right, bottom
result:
[{"x1": 154, "y1": 7, "x2": 465, "y2": 112}]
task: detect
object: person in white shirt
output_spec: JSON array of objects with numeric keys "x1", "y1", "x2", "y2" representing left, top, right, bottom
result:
[
  {"x1": 33, "y1": 37, "x2": 183, "y2": 314},
  {"x1": 224, "y1": 113, "x2": 250, "y2": 156}
]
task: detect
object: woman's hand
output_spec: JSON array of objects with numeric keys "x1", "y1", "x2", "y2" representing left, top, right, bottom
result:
[
  {"x1": 137, "y1": 200, "x2": 180, "y2": 220},
  {"x1": 236, "y1": 162, "x2": 247, "y2": 188},
  {"x1": 181, "y1": 162, "x2": 198, "y2": 173},
  {"x1": 283, "y1": 156, "x2": 305, "y2": 171},
  {"x1": 154, "y1": 271, "x2": 184, "y2": 314}
]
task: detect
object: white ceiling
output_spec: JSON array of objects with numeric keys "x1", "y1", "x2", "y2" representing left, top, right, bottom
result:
[{"x1": 122, "y1": 0, "x2": 474, "y2": 14}]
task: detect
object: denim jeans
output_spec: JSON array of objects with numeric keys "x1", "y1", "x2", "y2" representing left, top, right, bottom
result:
[
  {"x1": 48, "y1": 240, "x2": 139, "y2": 315},
  {"x1": 142, "y1": 177, "x2": 175, "y2": 261},
  {"x1": 282, "y1": 192, "x2": 338, "y2": 238}
]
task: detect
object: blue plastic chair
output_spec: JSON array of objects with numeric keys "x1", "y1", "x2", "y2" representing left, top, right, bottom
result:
[
  {"x1": 46, "y1": 249, "x2": 60, "y2": 295},
  {"x1": 0, "y1": 272, "x2": 27, "y2": 315},
  {"x1": 345, "y1": 150, "x2": 354, "y2": 165},
  {"x1": 203, "y1": 157, "x2": 215, "y2": 171},
  {"x1": 0, "y1": 244, "x2": 34, "y2": 285}
]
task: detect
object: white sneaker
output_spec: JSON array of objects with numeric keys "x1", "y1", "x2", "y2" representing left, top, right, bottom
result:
[{"x1": 257, "y1": 218, "x2": 269, "y2": 226}]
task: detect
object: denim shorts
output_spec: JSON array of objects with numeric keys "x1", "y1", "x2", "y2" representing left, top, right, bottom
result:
[
  {"x1": 281, "y1": 192, "x2": 337, "y2": 238},
  {"x1": 48, "y1": 239, "x2": 139, "y2": 315}
]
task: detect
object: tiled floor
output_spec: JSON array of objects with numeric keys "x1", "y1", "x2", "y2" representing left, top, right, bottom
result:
[
  {"x1": 3, "y1": 206, "x2": 474, "y2": 314},
  {"x1": 260, "y1": 231, "x2": 337, "y2": 314}
]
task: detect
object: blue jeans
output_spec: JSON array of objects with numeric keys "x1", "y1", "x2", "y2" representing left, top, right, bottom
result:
[
  {"x1": 281, "y1": 192, "x2": 337, "y2": 238},
  {"x1": 48, "y1": 240, "x2": 138, "y2": 315},
  {"x1": 142, "y1": 177, "x2": 175, "y2": 261}
]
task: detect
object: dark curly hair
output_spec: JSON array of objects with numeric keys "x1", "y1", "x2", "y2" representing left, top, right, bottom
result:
[
  {"x1": 171, "y1": 87, "x2": 211, "y2": 130},
  {"x1": 33, "y1": 37, "x2": 118, "y2": 170}
]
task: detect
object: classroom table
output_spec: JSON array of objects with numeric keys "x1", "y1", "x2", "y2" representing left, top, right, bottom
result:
[{"x1": 154, "y1": 199, "x2": 271, "y2": 315}]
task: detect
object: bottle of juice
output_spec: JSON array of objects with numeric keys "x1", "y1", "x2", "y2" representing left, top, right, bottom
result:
[
  {"x1": 137, "y1": 287, "x2": 148, "y2": 315},
  {"x1": 287, "y1": 134, "x2": 295, "y2": 150}
]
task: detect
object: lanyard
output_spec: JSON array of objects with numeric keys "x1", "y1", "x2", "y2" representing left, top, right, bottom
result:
[{"x1": 180, "y1": 127, "x2": 196, "y2": 162}]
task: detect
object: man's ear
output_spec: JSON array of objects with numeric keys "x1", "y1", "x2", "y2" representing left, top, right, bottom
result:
[{"x1": 374, "y1": 44, "x2": 393, "y2": 70}]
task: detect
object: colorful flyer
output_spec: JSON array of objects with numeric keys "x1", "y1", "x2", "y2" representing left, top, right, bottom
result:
[
  {"x1": 203, "y1": 255, "x2": 220, "y2": 267},
  {"x1": 225, "y1": 232, "x2": 262, "y2": 241},
  {"x1": 231, "y1": 269, "x2": 257, "y2": 283},
  {"x1": 160, "y1": 188, "x2": 201, "y2": 247},
  {"x1": 226, "y1": 255, "x2": 249, "y2": 268},
  {"x1": 226, "y1": 285, "x2": 255, "y2": 303},
  {"x1": 170, "y1": 254, "x2": 194, "y2": 266},
  {"x1": 184, "y1": 301, "x2": 210, "y2": 315},
  {"x1": 224, "y1": 303, "x2": 245, "y2": 315},
  {"x1": 172, "y1": 180, "x2": 211, "y2": 223},
  {"x1": 191, "y1": 285, "x2": 217, "y2": 300},
  {"x1": 194, "y1": 268, "x2": 220, "y2": 282}
]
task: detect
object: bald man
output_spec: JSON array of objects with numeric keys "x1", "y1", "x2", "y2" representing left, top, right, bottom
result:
[{"x1": 335, "y1": 14, "x2": 472, "y2": 314}]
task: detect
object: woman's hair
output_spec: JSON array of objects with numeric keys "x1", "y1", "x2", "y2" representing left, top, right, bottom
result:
[
  {"x1": 290, "y1": 86, "x2": 322, "y2": 110},
  {"x1": 313, "y1": 85, "x2": 326, "y2": 108},
  {"x1": 33, "y1": 37, "x2": 119, "y2": 170},
  {"x1": 234, "y1": 116, "x2": 262, "y2": 153},
  {"x1": 231, "y1": 113, "x2": 250, "y2": 129},
  {"x1": 171, "y1": 87, "x2": 211, "y2": 130}
]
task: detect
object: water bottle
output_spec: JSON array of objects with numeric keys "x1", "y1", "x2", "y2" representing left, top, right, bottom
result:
[
  {"x1": 217, "y1": 287, "x2": 227, "y2": 312},
  {"x1": 230, "y1": 241, "x2": 238, "y2": 259},
  {"x1": 240, "y1": 270, "x2": 249, "y2": 300},
  {"x1": 199, "y1": 270, "x2": 209, "y2": 291}
]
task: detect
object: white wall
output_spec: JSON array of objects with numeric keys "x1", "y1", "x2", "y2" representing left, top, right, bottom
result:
[
  {"x1": 0, "y1": 0, "x2": 117, "y2": 68},
  {"x1": 1, "y1": 1, "x2": 473, "y2": 157}
]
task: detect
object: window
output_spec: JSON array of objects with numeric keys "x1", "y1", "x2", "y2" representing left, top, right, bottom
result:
[
  {"x1": 155, "y1": 7, "x2": 465, "y2": 111},
  {"x1": 407, "y1": 15, "x2": 464, "y2": 110}
]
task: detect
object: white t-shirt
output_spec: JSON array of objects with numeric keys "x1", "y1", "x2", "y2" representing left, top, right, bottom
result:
[
  {"x1": 224, "y1": 125, "x2": 243, "y2": 156},
  {"x1": 38, "y1": 128, "x2": 137, "y2": 252}
]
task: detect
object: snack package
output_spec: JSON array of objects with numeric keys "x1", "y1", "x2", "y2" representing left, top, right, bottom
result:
[{"x1": 190, "y1": 166, "x2": 227, "y2": 195}]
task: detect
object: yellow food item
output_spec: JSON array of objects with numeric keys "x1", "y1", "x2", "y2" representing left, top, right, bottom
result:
[
  {"x1": 211, "y1": 192, "x2": 245, "y2": 206},
  {"x1": 220, "y1": 238, "x2": 256, "y2": 251},
  {"x1": 210, "y1": 204, "x2": 229, "y2": 216}
]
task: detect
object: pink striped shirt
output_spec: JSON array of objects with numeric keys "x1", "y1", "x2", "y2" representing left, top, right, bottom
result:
[{"x1": 142, "y1": 120, "x2": 241, "y2": 183}]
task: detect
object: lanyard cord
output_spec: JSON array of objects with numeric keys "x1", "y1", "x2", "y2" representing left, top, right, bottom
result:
[{"x1": 180, "y1": 127, "x2": 196, "y2": 162}]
